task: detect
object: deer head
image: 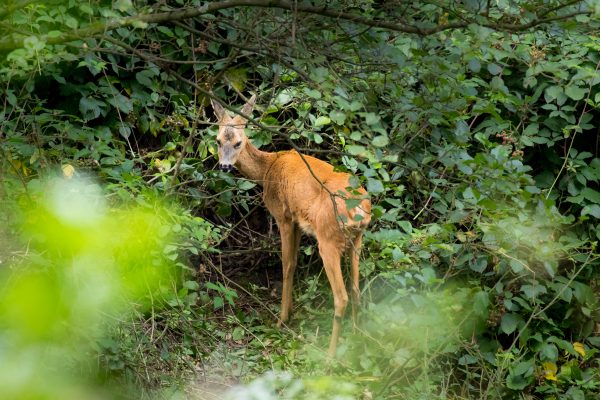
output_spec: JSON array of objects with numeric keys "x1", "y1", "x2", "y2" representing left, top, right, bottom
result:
[{"x1": 211, "y1": 94, "x2": 256, "y2": 172}]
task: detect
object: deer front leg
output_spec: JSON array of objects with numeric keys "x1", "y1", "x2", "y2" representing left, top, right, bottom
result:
[{"x1": 276, "y1": 219, "x2": 300, "y2": 327}]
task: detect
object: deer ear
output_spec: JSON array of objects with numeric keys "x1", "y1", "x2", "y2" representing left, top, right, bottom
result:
[
  {"x1": 241, "y1": 94, "x2": 256, "y2": 117},
  {"x1": 210, "y1": 96, "x2": 226, "y2": 120}
]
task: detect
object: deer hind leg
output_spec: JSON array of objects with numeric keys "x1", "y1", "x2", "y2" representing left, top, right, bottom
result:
[
  {"x1": 350, "y1": 232, "x2": 363, "y2": 329},
  {"x1": 277, "y1": 219, "x2": 301, "y2": 327},
  {"x1": 318, "y1": 239, "x2": 347, "y2": 357}
]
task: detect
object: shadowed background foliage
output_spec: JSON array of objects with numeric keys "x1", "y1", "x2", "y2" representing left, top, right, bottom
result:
[{"x1": 1, "y1": 0, "x2": 599, "y2": 398}]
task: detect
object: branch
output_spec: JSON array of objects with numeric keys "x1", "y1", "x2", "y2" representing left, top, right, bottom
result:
[
  {"x1": 539, "y1": 0, "x2": 583, "y2": 18},
  {"x1": 0, "y1": 0, "x2": 590, "y2": 52},
  {"x1": 173, "y1": 21, "x2": 314, "y2": 84},
  {"x1": 492, "y1": 9, "x2": 589, "y2": 32}
]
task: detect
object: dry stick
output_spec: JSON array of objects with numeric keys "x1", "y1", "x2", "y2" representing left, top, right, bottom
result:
[{"x1": 85, "y1": 44, "x2": 234, "y2": 65}]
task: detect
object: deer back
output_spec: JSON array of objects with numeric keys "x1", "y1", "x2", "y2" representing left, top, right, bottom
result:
[{"x1": 262, "y1": 150, "x2": 371, "y2": 242}]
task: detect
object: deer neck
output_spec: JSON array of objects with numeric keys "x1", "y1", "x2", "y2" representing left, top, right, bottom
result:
[{"x1": 235, "y1": 139, "x2": 276, "y2": 185}]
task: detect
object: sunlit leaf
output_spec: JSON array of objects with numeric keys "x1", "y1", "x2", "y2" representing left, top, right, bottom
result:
[
  {"x1": 573, "y1": 342, "x2": 586, "y2": 357},
  {"x1": 61, "y1": 164, "x2": 75, "y2": 179},
  {"x1": 314, "y1": 116, "x2": 331, "y2": 127},
  {"x1": 541, "y1": 362, "x2": 558, "y2": 381}
]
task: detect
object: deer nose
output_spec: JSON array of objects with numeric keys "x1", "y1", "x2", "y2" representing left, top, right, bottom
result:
[{"x1": 219, "y1": 163, "x2": 234, "y2": 173}]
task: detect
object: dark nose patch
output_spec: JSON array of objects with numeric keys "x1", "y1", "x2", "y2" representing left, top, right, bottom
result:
[{"x1": 219, "y1": 164, "x2": 234, "y2": 173}]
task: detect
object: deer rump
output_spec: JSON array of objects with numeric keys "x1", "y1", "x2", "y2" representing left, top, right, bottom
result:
[{"x1": 262, "y1": 150, "x2": 371, "y2": 244}]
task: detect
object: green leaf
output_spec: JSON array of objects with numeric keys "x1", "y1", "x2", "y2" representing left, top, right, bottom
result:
[
  {"x1": 47, "y1": 31, "x2": 62, "y2": 39},
  {"x1": 64, "y1": 16, "x2": 79, "y2": 30},
  {"x1": 521, "y1": 284, "x2": 547, "y2": 299},
  {"x1": 79, "y1": 4, "x2": 94, "y2": 14},
  {"x1": 79, "y1": 96, "x2": 104, "y2": 121},
  {"x1": 462, "y1": 187, "x2": 478, "y2": 202},
  {"x1": 545, "y1": 86, "x2": 563, "y2": 102},
  {"x1": 582, "y1": 204, "x2": 600, "y2": 218},
  {"x1": 23, "y1": 36, "x2": 45, "y2": 52},
  {"x1": 513, "y1": 359, "x2": 534, "y2": 376},
  {"x1": 329, "y1": 110, "x2": 346, "y2": 125},
  {"x1": 566, "y1": 388, "x2": 585, "y2": 400},
  {"x1": 344, "y1": 198, "x2": 361, "y2": 209},
  {"x1": 183, "y1": 280, "x2": 199, "y2": 290},
  {"x1": 363, "y1": 112, "x2": 380, "y2": 126},
  {"x1": 238, "y1": 180, "x2": 256, "y2": 190},
  {"x1": 213, "y1": 296, "x2": 224, "y2": 309},
  {"x1": 522, "y1": 123, "x2": 538, "y2": 136},
  {"x1": 582, "y1": 187, "x2": 600, "y2": 203},
  {"x1": 454, "y1": 120, "x2": 470, "y2": 143},
  {"x1": 304, "y1": 88, "x2": 321, "y2": 99},
  {"x1": 275, "y1": 89, "x2": 294, "y2": 105},
  {"x1": 157, "y1": 26, "x2": 175, "y2": 37},
  {"x1": 500, "y1": 313, "x2": 520, "y2": 334},
  {"x1": 506, "y1": 371, "x2": 530, "y2": 390},
  {"x1": 135, "y1": 70, "x2": 156, "y2": 88},
  {"x1": 232, "y1": 326, "x2": 245, "y2": 341},
  {"x1": 347, "y1": 145, "x2": 366, "y2": 156},
  {"x1": 366, "y1": 178, "x2": 384, "y2": 194},
  {"x1": 487, "y1": 63, "x2": 502, "y2": 75},
  {"x1": 571, "y1": 281, "x2": 594, "y2": 303},
  {"x1": 472, "y1": 291, "x2": 489, "y2": 316},
  {"x1": 314, "y1": 116, "x2": 331, "y2": 127},
  {"x1": 469, "y1": 256, "x2": 487, "y2": 273},
  {"x1": 507, "y1": 359, "x2": 534, "y2": 390},
  {"x1": 398, "y1": 220, "x2": 412, "y2": 233},
  {"x1": 118, "y1": 125, "x2": 131, "y2": 139},
  {"x1": 114, "y1": 0, "x2": 134, "y2": 12},
  {"x1": 106, "y1": 93, "x2": 133, "y2": 114},
  {"x1": 587, "y1": 337, "x2": 600, "y2": 347},
  {"x1": 539, "y1": 343, "x2": 558, "y2": 361},
  {"x1": 6, "y1": 90, "x2": 17, "y2": 107},
  {"x1": 372, "y1": 135, "x2": 389, "y2": 147},
  {"x1": 468, "y1": 58, "x2": 481, "y2": 73},
  {"x1": 224, "y1": 67, "x2": 248, "y2": 92},
  {"x1": 565, "y1": 85, "x2": 587, "y2": 101}
]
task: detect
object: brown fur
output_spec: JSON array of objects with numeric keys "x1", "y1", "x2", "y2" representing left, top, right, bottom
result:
[{"x1": 211, "y1": 95, "x2": 371, "y2": 357}]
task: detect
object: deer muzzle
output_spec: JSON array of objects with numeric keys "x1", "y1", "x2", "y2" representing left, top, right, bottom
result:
[{"x1": 218, "y1": 163, "x2": 235, "y2": 173}]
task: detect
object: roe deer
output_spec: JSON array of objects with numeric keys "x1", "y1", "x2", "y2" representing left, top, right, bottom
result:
[{"x1": 211, "y1": 94, "x2": 371, "y2": 357}]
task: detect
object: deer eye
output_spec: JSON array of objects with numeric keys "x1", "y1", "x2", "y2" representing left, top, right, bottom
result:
[
  {"x1": 216, "y1": 139, "x2": 222, "y2": 147},
  {"x1": 234, "y1": 141, "x2": 242, "y2": 149}
]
